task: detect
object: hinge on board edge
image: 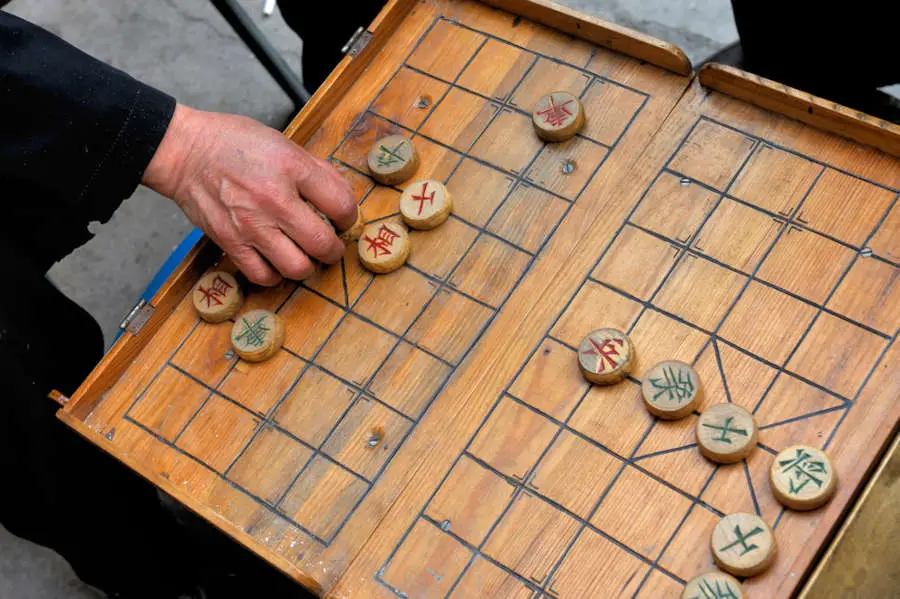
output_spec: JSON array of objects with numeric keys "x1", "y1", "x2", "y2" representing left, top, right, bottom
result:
[
  {"x1": 119, "y1": 299, "x2": 155, "y2": 335},
  {"x1": 342, "y1": 27, "x2": 373, "y2": 57}
]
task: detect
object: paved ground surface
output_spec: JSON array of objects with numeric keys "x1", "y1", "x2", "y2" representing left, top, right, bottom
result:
[{"x1": 1, "y1": 1, "x2": 740, "y2": 597}]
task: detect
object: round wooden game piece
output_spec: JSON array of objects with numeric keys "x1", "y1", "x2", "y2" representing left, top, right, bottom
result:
[
  {"x1": 577, "y1": 328, "x2": 633, "y2": 385},
  {"x1": 191, "y1": 270, "x2": 242, "y2": 323},
  {"x1": 641, "y1": 360, "x2": 702, "y2": 420},
  {"x1": 682, "y1": 571, "x2": 745, "y2": 599},
  {"x1": 532, "y1": 91, "x2": 585, "y2": 142},
  {"x1": 400, "y1": 179, "x2": 452, "y2": 230},
  {"x1": 230, "y1": 309, "x2": 285, "y2": 363},
  {"x1": 711, "y1": 512, "x2": 776, "y2": 578},
  {"x1": 357, "y1": 221, "x2": 410, "y2": 274},
  {"x1": 769, "y1": 445, "x2": 837, "y2": 511},
  {"x1": 367, "y1": 135, "x2": 419, "y2": 185},
  {"x1": 338, "y1": 205, "x2": 366, "y2": 243},
  {"x1": 696, "y1": 403, "x2": 758, "y2": 464}
]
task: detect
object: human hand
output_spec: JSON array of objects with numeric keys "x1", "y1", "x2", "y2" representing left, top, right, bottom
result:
[{"x1": 142, "y1": 104, "x2": 356, "y2": 286}]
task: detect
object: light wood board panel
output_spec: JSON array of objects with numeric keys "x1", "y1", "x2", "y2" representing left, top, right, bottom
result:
[
  {"x1": 60, "y1": 1, "x2": 900, "y2": 597},
  {"x1": 327, "y1": 75, "x2": 899, "y2": 599},
  {"x1": 61, "y1": 0, "x2": 692, "y2": 595}
]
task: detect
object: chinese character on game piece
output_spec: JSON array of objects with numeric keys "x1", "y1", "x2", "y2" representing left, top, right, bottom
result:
[
  {"x1": 357, "y1": 221, "x2": 411, "y2": 274},
  {"x1": 363, "y1": 224, "x2": 401, "y2": 258},
  {"x1": 690, "y1": 579, "x2": 740, "y2": 599},
  {"x1": 696, "y1": 403, "x2": 758, "y2": 463},
  {"x1": 400, "y1": 179, "x2": 452, "y2": 231},
  {"x1": 583, "y1": 335, "x2": 625, "y2": 372},
  {"x1": 778, "y1": 447, "x2": 827, "y2": 495},
  {"x1": 229, "y1": 309, "x2": 284, "y2": 363},
  {"x1": 684, "y1": 572, "x2": 744, "y2": 599},
  {"x1": 718, "y1": 524, "x2": 764, "y2": 557},
  {"x1": 649, "y1": 365, "x2": 695, "y2": 403},
  {"x1": 702, "y1": 416, "x2": 749, "y2": 445},
  {"x1": 641, "y1": 360, "x2": 701, "y2": 420},
  {"x1": 532, "y1": 91, "x2": 585, "y2": 142},
  {"x1": 711, "y1": 513, "x2": 775, "y2": 577},
  {"x1": 410, "y1": 181, "x2": 435, "y2": 216},
  {"x1": 235, "y1": 314, "x2": 271, "y2": 348},
  {"x1": 537, "y1": 95, "x2": 575, "y2": 128},
  {"x1": 770, "y1": 445, "x2": 837, "y2": 510},
  {"x1": 577, "y1": 328, "x2": 633, "y2": 385},
  {"x1": 367, "y1": 135, "x2": 419, "y2": 186},
  {"x1": 196, "y1": 274, "x2": 233, "y2": 308},
  {"x1": 377, "y1": 142, "x2": 405, "y2": 168},
  {"x1": 192, "y1": 270, "x2": 242, "y2": 323}
]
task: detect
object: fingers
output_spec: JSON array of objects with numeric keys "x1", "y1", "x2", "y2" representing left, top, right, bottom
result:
[
  {"x1": 276, "y1": 194, "x2": 346, "y2": 265},
  {"x1": 228, "y1": 244, "x2": 282, "y2": 287},
  {"x1": 252, "y1": 228, "x2": 318, "y2": 281},
  {"x1": 291, "y1": 151, "x2": 358, "y2": 232}
]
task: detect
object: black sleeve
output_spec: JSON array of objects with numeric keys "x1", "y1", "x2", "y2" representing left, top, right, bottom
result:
[{"x1": 0, "y1": 11, "x2": 176, "y2": 224}]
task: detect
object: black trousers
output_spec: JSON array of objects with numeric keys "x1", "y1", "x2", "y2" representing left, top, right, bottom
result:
[
  {"x1": 731, "y1": 1, "x2": 898, "y2": 91},
  {"x1": 727, "y1": 1, "x2": 899, "y2": 122},
  {"x1": 277, "y1": 1, "x2": 385, "y2": 91}
]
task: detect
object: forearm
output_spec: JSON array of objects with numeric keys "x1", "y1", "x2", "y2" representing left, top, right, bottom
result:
[{"x1": 0, "y1": 11, "x2": 174, "y2": 223}]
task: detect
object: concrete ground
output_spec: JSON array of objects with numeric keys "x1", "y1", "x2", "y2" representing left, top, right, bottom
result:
[{"x1": 1, "y1": 1, "x2": 740, "y2": 597}]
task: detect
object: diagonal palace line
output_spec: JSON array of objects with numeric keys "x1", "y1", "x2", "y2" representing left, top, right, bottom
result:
[
  {"x1": 632, "y1": 443, "x2": 699, "y2": 462},
  {"x1": 713, "y1": 338, "x2": 734, "y2": 404},
  {"x1": 757, "y1": 404, "x2": 848, "y2": 431},
  {"x1": 743, "y1": 460, "x2": 762, "y2": 517}
]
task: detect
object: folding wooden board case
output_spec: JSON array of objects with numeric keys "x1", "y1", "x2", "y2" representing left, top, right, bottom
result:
[{"x1": 57, "y1": 0, "x2": 900, "y2": 597}]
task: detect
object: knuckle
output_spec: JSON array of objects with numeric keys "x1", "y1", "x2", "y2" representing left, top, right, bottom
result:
[
  {"x1": 282, "y1": 256, "x2": 315, "y2": 281},
  {"x1": 336, "y1": 181, "x2": 357, "y2": 220},
  {"x1": 305, "y1": 225, "x2": 334, "y2": 256},
  {"x1": 291, "y1": 152, "x2": 315, "y2": 182},
  {"x1": 252, "y1": 180, "x2": 284, "y2": 206},
  {"x1": 233, "y1": 208, "x2": 258, "y2": 230},
  {"x1": 260, "y1": 274, "x2": 283, "y2": 287},
  {"x1": 228, "y1": 246, "x2": 279, "y2": 287}
]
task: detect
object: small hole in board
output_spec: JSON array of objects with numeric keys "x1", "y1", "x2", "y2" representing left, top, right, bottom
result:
[{"x1": 366, "y1": 426, "x2": 385, "y2": 449}]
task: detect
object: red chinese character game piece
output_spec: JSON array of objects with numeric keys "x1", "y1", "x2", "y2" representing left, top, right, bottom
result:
[
  {"x1": 578, "y1": 328, "x2": 633, "y2": 385},
  {"x1": 410, "y1": 182, "x2": 436, "y2": 216},
  {"x1": 196, "y1": 275, "x2": 234, "y2": 308},
  {"x1": 536, "y1": 96, "x2": 575, "y2": 128},
  {"x1": 357, "y1": 222, "x2": 410, "y2": 274},
  {"x1": 192, "y1": 271, "x2": 242, "y2": 323},
  {"x1": 583, "y1": 335, "x2": 625, "y2": 372},
  {"x1": 364, "y1": 224, "x2": 401, "y2": 258},
  {"x1": 532, "y1": 91, "x2": 585, "y2": 142}
]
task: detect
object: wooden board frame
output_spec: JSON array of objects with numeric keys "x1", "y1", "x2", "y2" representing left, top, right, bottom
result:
[{"x1": 58, "y1": 1, "x2": 899, "y2": 597}]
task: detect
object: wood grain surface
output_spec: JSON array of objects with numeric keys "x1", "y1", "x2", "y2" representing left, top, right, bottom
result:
[{"x1": 60, "y1": 1, "x2": 899, "y2": 597}]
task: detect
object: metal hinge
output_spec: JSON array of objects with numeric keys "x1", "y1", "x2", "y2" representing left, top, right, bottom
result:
[
  {"x1": 119, "y1": 299, "x2": 155, "y2": 335},
  {"x1": 342, "y1": 27, "x2": 373, "y2": 57}
]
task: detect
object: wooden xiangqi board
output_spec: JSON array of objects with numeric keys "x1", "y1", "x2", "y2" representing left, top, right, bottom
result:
[{"x1": 58, "y1": 1, "x2": 899, "y2": 598}]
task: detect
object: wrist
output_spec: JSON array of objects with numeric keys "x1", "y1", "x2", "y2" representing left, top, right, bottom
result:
[{"x1": 142, "y1": 103, "x2": 197, "y2": 197}]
